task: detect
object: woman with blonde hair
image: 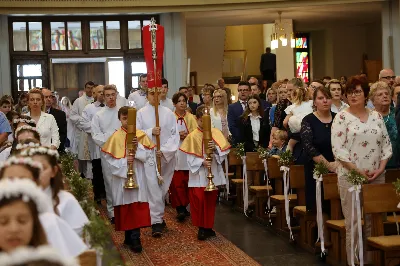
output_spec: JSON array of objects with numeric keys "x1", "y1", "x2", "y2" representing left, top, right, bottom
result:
[
  {"x1": 26, "y1": 89, "x2": 59, "y2": 150},
  {"x1": 210, "y1": 89, "x2": 230, "y2": 139}
]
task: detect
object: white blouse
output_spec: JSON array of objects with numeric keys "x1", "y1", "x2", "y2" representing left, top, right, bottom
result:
[
  {"x1": 210, "y1": 107, "x2": 230, "y2": 138},
  {"x1": 27, "y1": 111, "x2": 60, "y2": 148},
  {"x1": 331, "y1": 101, "x2": 349, "y2": 113},
  {"x1": 331, "y1": 110, "x2": 392, "y2": 180},
  {"x1": 249, "y1": 113, "x2": 261, "y2": 142}
]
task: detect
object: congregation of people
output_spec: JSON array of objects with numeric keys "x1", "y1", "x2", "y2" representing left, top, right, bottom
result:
[{"x1": 0, "y1": 46, "x2": 399, "y2": 265}]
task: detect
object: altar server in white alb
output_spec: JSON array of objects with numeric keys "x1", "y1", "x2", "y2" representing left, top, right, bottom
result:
[
  {"x1": 128, "y1": 74, "x2": 148, "y2": 110},
  {"x1": 82, "y1": 85, "x2": 106, "y2": 204},
  {"x1": 69, "y1": 81, "x2": 95, "y2": 179},
  {"x1": 136, "y1": 87, "x2": 180, "y2": 237},
  {"x1": 20, "y1": 146, "x2": 89, "y2": 237},
  {"x1": 91, "y1": 84, "x2": 125, "y2": 222},
  {"x1": 102, "y1": 106, "x2": 155, "y2": 253}
]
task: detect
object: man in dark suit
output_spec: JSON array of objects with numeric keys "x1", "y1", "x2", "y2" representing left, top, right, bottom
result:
[
  {"x1": 228, "y1": 81, "x2": 251, "y2": 145},
  {"x1": 259, "y1": 47, "x2": 276, "y2": 84},
  {"x1": 42, "y1": 88, "x2": 67, "y2": 154},
  {"x1": 249, "y1": 83, "x2": 272, "y2": 110},
  {"x1": 179, "y1": 86, "x2": 197, "y2": 114}
]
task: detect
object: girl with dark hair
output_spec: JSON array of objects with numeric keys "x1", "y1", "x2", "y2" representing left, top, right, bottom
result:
[
  {"x1": 21, "y1": 147, "x2": 89, "y2": 236},
  {"x1": 0, "y1": 178, "x2": 48, "y2": 253},
  {"x1": 239, "y1": 95, "x2": 270, "y2": 152}
]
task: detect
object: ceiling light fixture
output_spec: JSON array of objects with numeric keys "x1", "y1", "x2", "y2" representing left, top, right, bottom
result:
[{"x1": 270, "y1": 11, "x2": 295, "y2": 49}]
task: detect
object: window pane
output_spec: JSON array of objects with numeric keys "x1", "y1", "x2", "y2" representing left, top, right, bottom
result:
[
  {"x1": 143, "y1": 20, "x2": 151, "y2": 27},
  {"x1": 106, "y1": 21, "x2": 120, "y2": 49},
  {"x1": 296, "y1": 37, "x2": 308, "y2": 49},
  {"x1": 132, "y1": 75, "x2": 139, "y2": 89},
  {"x1": 13, "y1": 22, "x2": 27, "y2": 51},
  {"x1": 67, "y1": 22, "x2": 82, "y2": 50},
  {"x1": 28, "y1": 22, "x2": 43, "y2": 51},
  {"x1": 51, "y1": 22, "x2": 66, "y2": 50},
  {"x1": 90, "y1": 21, "x2": 104, "y2": 49},
  {"x1": 296, "y1": 52, "x2": 309, "y2": 83},
  {"x1": 17, "y1": 79, "x2": 30, "y2": 91},
  {"x1": 17, "y1": 64, "x2": 42, "y2": 77},
  {"x1": 128, "y1": 21, "x2": 141, "y2": 49},
  {"x1": 131, "y1": 62, "x2": 147, "y2": 74},
  {"x1": 108, "y1": 61, "x2": 125, "y2": 97}
]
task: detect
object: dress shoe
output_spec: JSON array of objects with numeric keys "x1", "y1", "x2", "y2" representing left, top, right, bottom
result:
[
  {"x1": 130, "y1": 238, "x2": 143, "y2": 253},
  {"x1": 197, "y1": 227, "x2": 206, "y2": 241},
  {"x1": 152, "y1": 223, "x2": 163, "y2": 237},
  {"x1": 110, "y1": 217, "x2": 115, "y2": 225},
  {"x1": 205, "y1": 228, "x2": 216, "y2": 237}
]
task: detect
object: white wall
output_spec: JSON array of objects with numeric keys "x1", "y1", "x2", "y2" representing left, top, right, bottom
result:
[
  {"x1": 0, "y1": 15, "x2": 11, "y2": 96},
  {"x1": 311, "y1": 22, "x2": 381, "y2": 79},
  {"x1": 186, "y1": 26, "x2": 225, "y2": 86}
]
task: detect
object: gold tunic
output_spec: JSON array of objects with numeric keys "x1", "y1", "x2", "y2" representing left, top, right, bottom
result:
[
  {"x1": 174, "y1": 111, "x2": 198, "y2": 133},
  {"x1": 179, "y1": 128, "x2": 231, "y2": 158},
  {"x1": 101, "y1": 127, "x2": 156, "y2": 159}
]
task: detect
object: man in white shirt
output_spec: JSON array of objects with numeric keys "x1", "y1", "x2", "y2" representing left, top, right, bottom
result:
[
  {"x1": 137, "y1": 89, "x2": 180, "y2": 237},
  {"x1": 160, "y1": 78, "x2": 174, "y2": 111},
  {"x1": 128, "y1": 74, "x2": 148, "y2": 110},
  {"x1": 92, "y1": 85, "x2": 124, "y2": 222},
  {"x1": 82, "y1": 85, "x2": 106, "y2": 204},
  {"x1": 69, "y1": 81, "x2": 95, "y2": 179}
]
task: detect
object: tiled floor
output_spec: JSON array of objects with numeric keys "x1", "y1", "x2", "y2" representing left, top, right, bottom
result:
[{"x1": 214, "y1": 203, "x2": 329, "y2": 266}]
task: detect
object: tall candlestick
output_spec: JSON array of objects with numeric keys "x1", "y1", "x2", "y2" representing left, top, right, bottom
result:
[
  {"x1": 187, "y1": 58, "x2": 191, "y2": 85},
  {"x1": 127, "y1": 107, "x2": 137, "y2": 149},
  {"x1": 202, "y1": 109, "x2": 212, "y2": 157}
]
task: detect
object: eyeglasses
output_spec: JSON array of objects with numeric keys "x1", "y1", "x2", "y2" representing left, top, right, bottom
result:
[
  {"x1": 382, "y1": 76, "x2": 396, "y2": 80},
  {"x1": 347, "y1": 89, "x2": 363, "y2": 96}
]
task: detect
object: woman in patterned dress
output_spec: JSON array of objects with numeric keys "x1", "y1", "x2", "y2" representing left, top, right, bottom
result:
[{"x1": 331, "y1": 75, "x2": 392, "y2": 265}]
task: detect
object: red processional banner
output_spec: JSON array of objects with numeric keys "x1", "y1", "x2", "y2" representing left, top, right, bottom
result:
[{"x1": 142, "y1": 23, "x2": 165, "y2": 89}]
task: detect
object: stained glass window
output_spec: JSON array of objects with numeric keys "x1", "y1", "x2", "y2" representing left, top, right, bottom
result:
[
  {"x1": 296, "y1": 52, "x2": 309, "y2": 83},
  {"x1": 51, "y1": 22, "x2": 66, "y2": 50},
  {"x1": 28, "y1": 22, "x2": 43, "y2": 51},
  {"x1": 295, "y1": 37, "x2": 308, "y2": 49},
  {"x1": 67, "y1": 22, "x2": 82, "y2": 50},
  {"x1": 90, "y1": 21, "x2": 104, "y2": 49}
]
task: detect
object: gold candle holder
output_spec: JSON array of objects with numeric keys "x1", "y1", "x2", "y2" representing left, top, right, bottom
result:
[
  {"x1": 202, "y1": 108, "x2": 217, "y2": 192},
  {"x1": 125, "y1": 108, "x2": 139, "y2": 189}
]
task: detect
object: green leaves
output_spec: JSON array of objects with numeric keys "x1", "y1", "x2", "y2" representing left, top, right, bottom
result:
[
  {"x1": 257, "y1": 146, "x2": 271, "y2": 160},
  {"x1": 278, "y1": 150, "x2": 293, "y2": 167},
  {"x1": 234, "y1": 143, "x2": 245, "y2": 158},
  {"x1": 313, "y1": 162, "x2": 329, "y2": 176},
  {"x1": 393, "y1": 178, "x2": 400, "y2": 196},
  {"x1": 345, "y1": 169, "x2": 368, "y2": 186}
]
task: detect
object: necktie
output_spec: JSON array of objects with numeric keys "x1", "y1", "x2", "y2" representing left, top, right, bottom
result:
[
  {"x1": 100, "y1": 103, "x2": 105, "y2": 107},
  {"x1": 240, "y1": 101, "x2": 246, "y2": 111}
]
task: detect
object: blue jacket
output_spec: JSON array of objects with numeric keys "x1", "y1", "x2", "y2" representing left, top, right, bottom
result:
[{"x1": 228, "y1": 102, "x2": 245, "y2": 145}]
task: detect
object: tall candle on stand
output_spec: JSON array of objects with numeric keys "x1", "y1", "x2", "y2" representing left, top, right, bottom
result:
[
  {"x1": 187, "y1": 58, "x2": 191, "y2": 85},
  {"x1": 127, "y1": 108, "x2": 137, "y2": 149},
  {"x1": 202, "y1": 108, "x2": 212, "y2": 154}
]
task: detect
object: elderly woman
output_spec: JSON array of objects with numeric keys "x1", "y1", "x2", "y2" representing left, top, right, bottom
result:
[
  {"x1": 326, "y1": 79, "x2": 349, "y2": 113},
  {"x1": 370, "y1": 81, "x2": 399, "y2": 168},
  {"x1": 331, "y1": 76, "x2": 392, "y2": 265}
]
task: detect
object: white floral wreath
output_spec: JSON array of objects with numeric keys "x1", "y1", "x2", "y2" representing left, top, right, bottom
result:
[
  {"x1": 0, "y1": 178, "x2": 51, "y2": 214},
  {"x1": 20, "y1": 146, "x2": 60, "y2": 160},
  {"x1": 0, "y1": 156, "x2": 43, "y2": 172},
  {"x1": 14, "y1": 125, "x2": 40, "y2": 137},
  {"x1": 0, "y1": 245, "x2": 78, "y2": 266},
  {"x1": 16, "y1": 142, "x2": 40, "y2": 150},
  {"x1": 13, "y1": 118, "x2": 36, "y2": 126}
]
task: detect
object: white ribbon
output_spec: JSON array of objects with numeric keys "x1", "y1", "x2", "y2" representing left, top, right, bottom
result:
[
  {"x1": 153, "y1": 149, "x2": 163, "y2": 185},
  {"x1": 242, "y1": 156, "x2": 248, "y2": 215},
  {"x1": 393, "y1": 212, "x2": 399, "y2": 235},
  {"x1": 263, "y1": 159, "x2": 272, "y2": 225},
  {"x1": 225, "y1": 159, "x2": 229, "y2": 199},
  {"x1": 313, "y1": 173, "x2": 325, "y2": 253},
  {"x1": 348, "y1": 185, "x2": 364, "y2": 266},
  {"x1": 280, "y1": 165, "x2": 293, "y2": 240}
]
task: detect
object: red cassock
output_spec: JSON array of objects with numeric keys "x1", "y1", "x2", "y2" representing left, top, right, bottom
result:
[
  {"x1": 169, "y1": 170, "x2": 190, "y2": 208},
  {"x1": 142, "y1": 23, "x2": 164, "y2": 89},
  {"x1": 188, "y1": 188, "x2": 218, "y2": 229},
  {"x1": 114, "y1": 202, "x2": 151, "y2": 231}
]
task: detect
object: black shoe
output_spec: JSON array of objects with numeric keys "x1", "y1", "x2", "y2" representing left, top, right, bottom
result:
[
  {"x1": 161, "y1": 220, "x2": 167, "y2": 230},
  {"x1": 123, "y1": 231, "x2": 131, "y2": 246},
  {"x1": 152, "y1": 223, "x2": 163, "y2": 237},
  {"x1": 110, "y1": 217, "x2": 115, "y2": 225},
  {"x1": 130, "y1": 238, "x2": 143, "y2": 253},
  {"x1": 197, "y1": 227, "x2": 206, "y2": 241},
  {"x1": 205, "y1": 228, "x2": 216, "y2": 238},
  {"x1": 176, "y1": 212, "x2": 186, "y2": 222},
  {"x1": 184, "y1": 209, "x2": 190, "y2": 217}
]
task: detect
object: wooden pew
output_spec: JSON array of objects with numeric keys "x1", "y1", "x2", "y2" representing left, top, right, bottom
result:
[
  {"x1": 291, "y1": 165, "x2": 319, "y2": 253},
  {"x1": 385, "y1": 168, "x2": 400, "y2": 185},
  {"x1": 246, "y1": 152, "x2": 272, "y2": 221},
  {"x1": 363, "y1": 183, "x2": 400, "y2": 266},
  {"x1": 323, "y1": 173, "x2": 346, "y2": 264},
  {"x1": 78, "y1": 249, "x2": 97, "y2": 266},
  {"x1": 270, "y1": 163, "x2": 298, "y2": 232},
  {"x1": 229, "y1": 149, "x2": 243, "y2": 207}
]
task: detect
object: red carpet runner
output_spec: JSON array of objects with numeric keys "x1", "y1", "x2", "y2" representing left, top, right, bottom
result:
[{"x1": 99, "y1": 205, "x2": 260, "y2": 266}]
